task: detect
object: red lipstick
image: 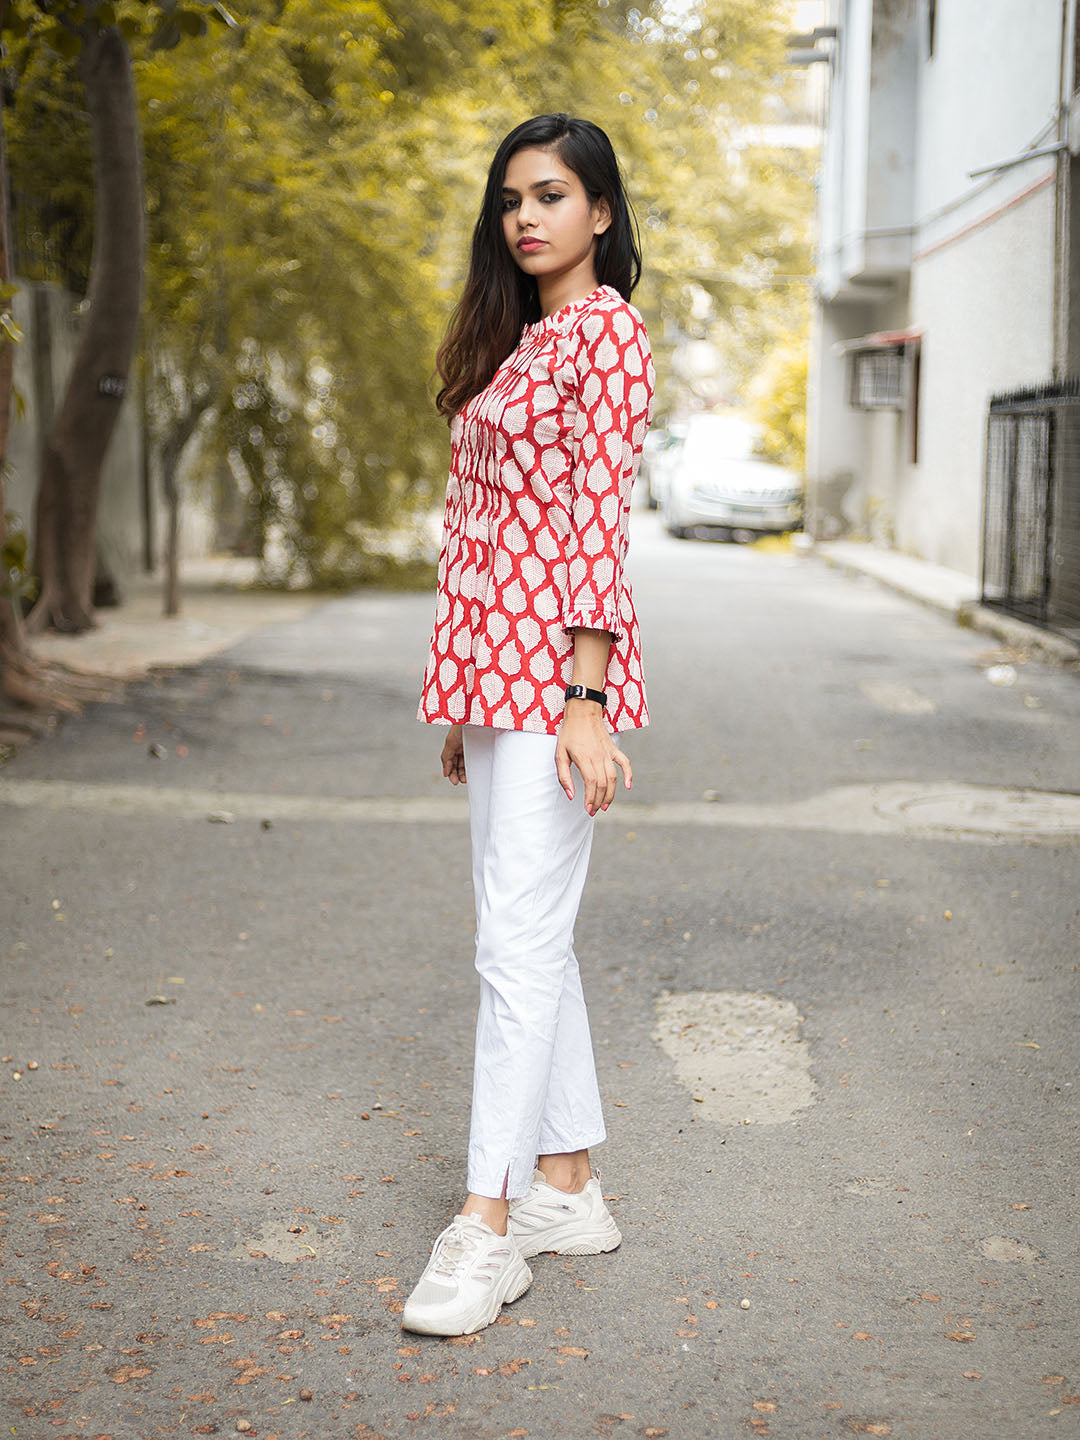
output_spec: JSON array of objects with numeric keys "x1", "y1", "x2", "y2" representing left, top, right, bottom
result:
[{"x1": 517, "y1": 238, "x2": 546, "y2": 252}]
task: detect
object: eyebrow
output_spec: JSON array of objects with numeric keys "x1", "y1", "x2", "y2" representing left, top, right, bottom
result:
[{"x1": 501, "y1": 178, "x2": 570, "y2": 194}]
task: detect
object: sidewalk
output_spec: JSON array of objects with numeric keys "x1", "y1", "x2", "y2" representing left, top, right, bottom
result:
[
  {"x1": 23, "y1": 539, "x2": 1080, "y2": 684},
  {"x1": 808, "y1": 537, "x2": 1080, "y2": 668},
  {"x1": 27, "y1": 555, "x2": 323, "y2": 680}
]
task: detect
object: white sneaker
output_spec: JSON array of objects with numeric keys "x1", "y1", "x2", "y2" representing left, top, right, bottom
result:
[
  {"x1": 400, "y1": 1213, "x2": 533, "y2": 1336},
  {"x1": 509, "y1": 1169, "x2": 622, "y2": 1259}
]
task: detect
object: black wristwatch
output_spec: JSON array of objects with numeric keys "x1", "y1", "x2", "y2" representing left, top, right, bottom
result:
[{"x1": 564, "y1": 684, "x2": 608, "y2": 709}]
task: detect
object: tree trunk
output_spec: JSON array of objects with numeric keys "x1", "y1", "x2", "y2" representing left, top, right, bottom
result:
[
  {"x1": 26, "y1": 25, "x2": 145, "y2": 635},
  {"x1": 0, "y1": 337, "x2": 26, "y2": 689},
  {"x1": 158, "y1": 388, "x2": 215, "y2": 618},
  {"x1": 162, "y1": 442, "x2": 181, "y2": 617},
  {"x1": 0, "y1": 60, "x2": 31, "y2": 695},
  {"x1": 140, "y1": 354, "x2": 154, "y2": 573}
]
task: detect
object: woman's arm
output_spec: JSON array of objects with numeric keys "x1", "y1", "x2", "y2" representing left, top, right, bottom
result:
[
  {"x1": 441, "y1": 724, "x2": 466, "y2": 784},
  {"x1": 560, "y1": 305, "x2": 652, "y2": 643},
  {"x1": 556, "y1": 627, "x2": 632, "y2": 816},
  {"x1": 555, "y1": 305, "x2": 650, "y2": 815}
]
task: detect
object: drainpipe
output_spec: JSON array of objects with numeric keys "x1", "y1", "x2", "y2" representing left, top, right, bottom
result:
[{"x1": 1054, "y1": 0, "x2": 1075, "y2": 378}]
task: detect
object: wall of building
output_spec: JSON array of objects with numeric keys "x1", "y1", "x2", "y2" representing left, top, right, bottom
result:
[
  {"x1": 816, "y1": 0, "x2": 919, "y2": 299},
  {"x1": 913, "y1": 0, "x2": 1062, "y2": 235},
  {"x1": 900, "y1": 178, "x2": 1057, "y2": 573},
  {"x1": 862, "y1": 0, "x2": 919, "y2": 281},
  {"x1": 807, "y1": 0, "x2": 1067, "y2": 578},
  {"x1": 832, "y1": 0, "x2": 873, "y2": 292},
  {"x1": 900, "y1": 0, "x2": 1062, "y2": 575},
  {"x1": 806, "y1": 303, "x2": 870, "y2": 537},
  {"x1": 807, "y1": 288, "x2": 911, "y2": 541}
]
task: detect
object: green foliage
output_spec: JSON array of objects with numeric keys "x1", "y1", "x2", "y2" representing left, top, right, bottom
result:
[
  {"x1": 7, "y1": 0, "x2": 816, "y2": 587},
  {"x1": 0, "y1": 312, "x2": 24, "y2": 345},
  {"x1": 136, "y1": 0, "x2": 459, "y2": 584},
  {"x1": 1, "y1": 1, "x2": 232, "y2": 54},
  {"x1": 750, "y1": 340, "x2": 807, "y2": 468},
  {"x1": 4, "y1": 38, "x2": 95, "y2": 292},
  {"x1": 2, "y1": 3, "x2": 233, "y2": 288},
  {"x1": 1, "y1": 509, "x2": 37, "y2": 600}
]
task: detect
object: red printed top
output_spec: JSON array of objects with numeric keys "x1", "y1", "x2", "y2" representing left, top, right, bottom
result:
[{"x1": 418, "y1": 285, "x2": 653, "y2": 735}]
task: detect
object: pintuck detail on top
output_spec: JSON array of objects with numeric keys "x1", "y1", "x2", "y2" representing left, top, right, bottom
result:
[{"x1": 418, "y1": 284, "x2": 654, "y2": 735}]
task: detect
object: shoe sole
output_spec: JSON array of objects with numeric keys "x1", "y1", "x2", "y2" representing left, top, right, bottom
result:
[
  {"x1": 400, "y1": 1251, "x2": 532, "y2": 1336},
  {"x1": 513, "y1": 1216, "x2": 622, "y2": 1260}
]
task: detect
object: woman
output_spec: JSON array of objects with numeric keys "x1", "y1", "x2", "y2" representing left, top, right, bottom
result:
[{"x1": 405, "y1": 113, "x2": 654, "y2": 1337}]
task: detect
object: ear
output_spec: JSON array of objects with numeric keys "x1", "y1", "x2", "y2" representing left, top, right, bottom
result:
[{"x1": 593, "y1": 197, "x2": 612, "y2": 236}]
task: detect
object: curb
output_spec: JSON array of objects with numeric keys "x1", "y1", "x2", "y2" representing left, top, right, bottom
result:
[
  {"x1": 808, "y1": 542, "x2": 1080, "y2": 671},
  {"x1": 955, "y1": 601, "x2": 1080, "y2": 669}
]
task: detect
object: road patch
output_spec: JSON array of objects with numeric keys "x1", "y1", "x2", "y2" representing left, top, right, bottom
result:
[{"x1": 652, "y1": 990, "x2": 816, "y2": 1126}]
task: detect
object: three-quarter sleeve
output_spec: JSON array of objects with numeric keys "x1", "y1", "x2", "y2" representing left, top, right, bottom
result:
[
  {"x1": 420, "y1": 285, "x2": 652, "y2": 735},
  {"x1": 561, "y1": 304, "x2": 654, "y2": 639}
]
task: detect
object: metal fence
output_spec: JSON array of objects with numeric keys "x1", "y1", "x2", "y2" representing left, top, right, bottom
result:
[{"x1": 982, "y1": 381, "x2": 1080, "y2": 640}]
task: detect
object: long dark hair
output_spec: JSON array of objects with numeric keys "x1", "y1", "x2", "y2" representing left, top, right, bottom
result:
[{"x1": 435, "y1": 114, "x2": 642, "y2": 418}]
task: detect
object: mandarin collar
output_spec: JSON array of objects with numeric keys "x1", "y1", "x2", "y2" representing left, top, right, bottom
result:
[{"x1": 523, "y1": 284, "x2": 615, "y2": 339}]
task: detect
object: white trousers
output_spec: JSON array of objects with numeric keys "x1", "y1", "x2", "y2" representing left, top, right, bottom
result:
[{"x1": 463, "y1": 724, "x2": 607, "y2": 1201}]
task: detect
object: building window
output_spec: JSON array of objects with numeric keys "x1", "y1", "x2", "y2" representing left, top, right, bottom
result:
[
  {"x1": 849, "y1": 348, "x2": 905, "y2": 410},
  {"x1": 928, "y1": 0, "x2": 937, "y2": 58},
  {"x1": 840, "y1": 330, "x2": 923, "y2": 460}
]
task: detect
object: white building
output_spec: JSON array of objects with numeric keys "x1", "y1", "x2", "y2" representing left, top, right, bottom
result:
[{"x1": 803, "y1": 0, "x2": 1073, "y2": 580}]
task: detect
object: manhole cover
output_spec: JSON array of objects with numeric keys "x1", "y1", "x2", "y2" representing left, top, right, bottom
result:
[{"x1": 874, "y1": 786, "x2": 1080, "y2": 837}]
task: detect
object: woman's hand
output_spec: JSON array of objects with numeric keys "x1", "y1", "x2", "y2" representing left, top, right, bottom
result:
[
  {"x1": 556, "y1": 702, "x2": 632, "y2": 816},
  {"x1": 441, "y1": 724, "x2": 466, "y2": 785}
]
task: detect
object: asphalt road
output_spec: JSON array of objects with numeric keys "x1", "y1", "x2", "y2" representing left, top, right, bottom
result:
[{"x1": 2, "y1": 512, "x2": 1079, "y2": 1440}]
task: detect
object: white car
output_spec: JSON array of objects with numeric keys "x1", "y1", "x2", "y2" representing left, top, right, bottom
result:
[
  {"x1": 663, "y1": 414, "x2": 803, "y2": 540},
  {"x1": 639, "y1": 426, "x2": 685, "y2": 510}
]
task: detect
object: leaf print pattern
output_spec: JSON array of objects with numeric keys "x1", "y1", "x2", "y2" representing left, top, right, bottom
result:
[{"x1": 419, "y1": 286, "x2": 653, "y2": 735}]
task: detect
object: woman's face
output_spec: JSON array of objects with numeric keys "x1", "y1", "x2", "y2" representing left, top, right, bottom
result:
[{"x1": 501, "y1": 146, "x2": 610, "y2": 296}]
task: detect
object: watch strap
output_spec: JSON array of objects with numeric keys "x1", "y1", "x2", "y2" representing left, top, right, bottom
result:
[{"x1": 564, "y1": 684, "x2": 608, "y2": 709}]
